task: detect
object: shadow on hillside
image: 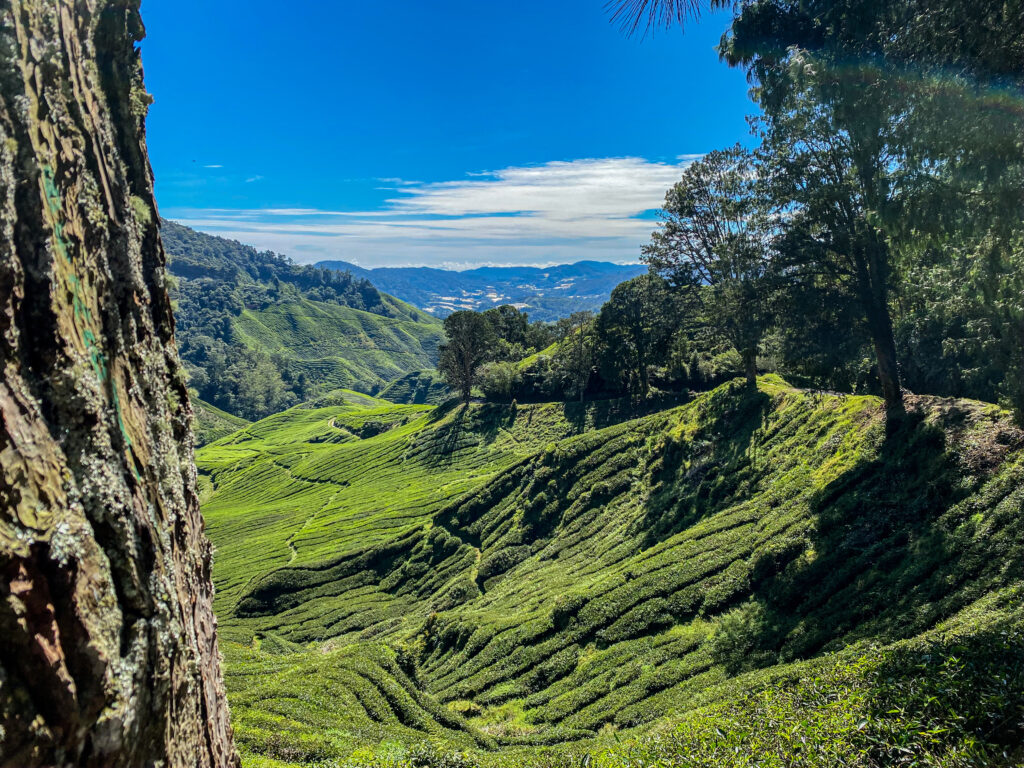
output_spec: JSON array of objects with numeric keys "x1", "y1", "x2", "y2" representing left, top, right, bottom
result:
[
  {"x1": 637, "y1": 385, "x2": 772, "y2": 549},
  {"x1": 711, "y1": 404, "x2": 1024, "y2": 675},
  {"x1": 418, "y1": 402, "x2": 518, "y2": 464},
  {"x1": 560, "y1": 392, "x2": 692, "y2": 436}
]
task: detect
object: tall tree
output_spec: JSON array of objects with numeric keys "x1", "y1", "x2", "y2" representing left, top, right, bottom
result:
[
  {"x1": 643, "y1": 146, "x2": 773, "y2": 387},
  {"x1": 438, "y1": 311, "x2": 496, "y2": 402},
  {"x1": 595, "y1": 275, "x2": 678, "y2": 398},
  {"x1": 482, "y1": 305, "x2": 534, "y2": 361},
  {"x1": 611, "y1": 0, "x2": 1024, "y2": 76},
  {"x1": 553, "y1": 310, "x2": 596, "y2": 401},
  {"x1": 0, "y1": 1, "x2": 237, "y2": 765},
  {"x1": 756, "y1": 58, "x2": 909, "y2": 410}
]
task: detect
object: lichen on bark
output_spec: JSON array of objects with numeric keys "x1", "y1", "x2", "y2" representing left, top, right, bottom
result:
[{"x1": 0, "y1": 1, "x2": 238, "y2": 765}]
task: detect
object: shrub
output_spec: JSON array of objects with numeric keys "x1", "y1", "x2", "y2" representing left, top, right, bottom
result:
[{"x1": 708, "y1": 600, "x2": 779, "y2": 674}]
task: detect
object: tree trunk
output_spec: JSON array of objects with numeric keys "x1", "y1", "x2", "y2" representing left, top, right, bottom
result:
[
  {"x1": 867, "y1": 299, "x2": 904, "y2": 412},
  {"x1": 855, "y1": 237, "x2": 904, "y2": 413},
  {"x1": 0, "y1": 2, "x2": 238, "y2": 766},
  {"x1": 741, "y1": 348, "x2": 758, "y2": 388},
  {"x1": 638, "y1": 354, "x2": 650, "y2": 399}
]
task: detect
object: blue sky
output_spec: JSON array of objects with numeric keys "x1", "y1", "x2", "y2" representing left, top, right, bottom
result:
[{"x1": 142, "y1": 0, "x2": 755, "y2": 268}]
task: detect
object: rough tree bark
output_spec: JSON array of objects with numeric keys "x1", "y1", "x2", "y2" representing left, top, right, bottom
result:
[{"x1": 0, "y1": 1, "x2": 238, "y2": 766}]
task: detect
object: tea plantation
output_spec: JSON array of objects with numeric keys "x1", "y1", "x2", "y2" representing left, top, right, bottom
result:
[
  {"x1": 198, "y1": 377, "x2": 1024, "y2": 767},
  {"x1": 232, "y1": 295, "x2": 442, "y2": 396}
]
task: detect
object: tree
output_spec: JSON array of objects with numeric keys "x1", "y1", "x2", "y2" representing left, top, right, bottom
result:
[
  {"x1": 896, "y1": 236, "x2": 1024, "y2": 422},
  {"x1": 613, "y1": 0, "x2": 1024, "y2": 413},
  {"x1": 643, "y1": 146, "x2": 773, "y2": 387},
  {"x1": 611, "y1": 0, "x2": 1024, "y2": 77},
  {"x1": 0, "y1": 1, "x2": 237, "y2": 765},
  {"x1": 755, "y1": 55, "x2": 918, "y2": 411},
  {"x1": 438, "y1": 311, "x2": 496, "y2": 401},
  {"x1": 595, "y1": 275, "x2": 679, "y2": 398},
  {"x1": 482, "y1": 305, "x2": 533, "y2": 361},
  {"x1": 479, "y1": 361, "x2": 523, "y2": 402},
  {"x1": 553, "y1": 311, "x2": 596, "y2": 401}
]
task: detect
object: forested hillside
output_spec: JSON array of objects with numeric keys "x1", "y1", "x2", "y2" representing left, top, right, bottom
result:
[
  {"x1": 163, "y1": 221, "x2": 443, "y2": 421},
  {"x1": 198, "y1": 378, "x2": 1024, "y2": 766}
]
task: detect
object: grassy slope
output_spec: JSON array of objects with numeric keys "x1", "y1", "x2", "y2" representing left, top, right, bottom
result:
[
  {"x1": 193, "y1": 396, "x2": 251, "y2": 446},
  {"x1": 199, "y1": 377, "x2": 1024, "y2": 766},
  {"x1": 378, "y1": 370, "x2": 451, "y2": 406},
  {"x1": 232, "y1": 294, "x2": 442, "y2": 395}
]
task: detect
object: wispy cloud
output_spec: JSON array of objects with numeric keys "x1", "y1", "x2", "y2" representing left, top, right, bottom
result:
[
  {"x1": 163, "y1": 157, "x2": 696, "y2": 268},
  {"x1": 203, "y1": 164, "x2": 224, "y2": 169}
]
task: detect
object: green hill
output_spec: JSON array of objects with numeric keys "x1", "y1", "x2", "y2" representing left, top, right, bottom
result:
[
  {"x1": 193, "y1": 396, "x2": 251, "y2": 446},
  {"x1": 231, "y1": 296, "x2": 441, "y2": 393},
  {"x1": 198, "y1": 378, "x2": 1024, "y2": 766},
  {"x1": 163, "y1": 220, "x2": 443, "y2": 420}
]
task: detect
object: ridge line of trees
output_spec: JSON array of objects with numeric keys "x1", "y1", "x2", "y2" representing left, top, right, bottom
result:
[{"x1": 438, "y1": 0, "x2": 1024, "y2": 420}]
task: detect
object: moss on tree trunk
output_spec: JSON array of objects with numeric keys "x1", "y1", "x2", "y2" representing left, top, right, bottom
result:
[{"x1": 0, "y1": 1, "x2": 238, "y2": 765}]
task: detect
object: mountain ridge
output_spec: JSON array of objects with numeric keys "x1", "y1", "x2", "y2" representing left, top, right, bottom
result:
[
  {"x1": 161, "y1": 221, "x2": 444, "y2": 424},
  {"x1": 316, "y1": 258, "x2": 647, "y2": 320}
]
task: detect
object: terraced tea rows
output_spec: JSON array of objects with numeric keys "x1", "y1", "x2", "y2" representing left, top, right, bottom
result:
[
  {"x1": 224, "y1": 641, "x2": 491, "y2": 766},
  {"x1": 193, "y1": 396, "x2": 251, "y2": 446},
  {"x1": 233, "y1": 296, "x2": 442, "y2": 395},
  {"x1": 199, "y1": 377, "x2": 1024, "y2": 766},
  {"x1": 200, "y1": 392, "x2": 654, "y2": 635}
]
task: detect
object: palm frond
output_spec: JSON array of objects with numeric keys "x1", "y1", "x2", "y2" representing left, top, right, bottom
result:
[{"x1": 606, "y1": 0, "x2": 706, "y2": 37}]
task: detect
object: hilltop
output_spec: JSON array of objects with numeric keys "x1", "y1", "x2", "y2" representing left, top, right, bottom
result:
[
  {"x1": 197, "y1": 378, "x2": 1024, "y2": 766},
  {"x1": 163, "y1": 221, "x2": 443, "y2": 422},
  {"x1": 316, "y1": 260, "x2": 647, "y2": 321}
]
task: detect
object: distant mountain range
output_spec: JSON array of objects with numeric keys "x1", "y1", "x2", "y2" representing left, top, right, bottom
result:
[{"x1": 315, "y1": 260, "x2": 647, "y2": 322}]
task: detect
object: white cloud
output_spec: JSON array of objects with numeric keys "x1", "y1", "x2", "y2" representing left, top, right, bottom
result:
[
  {"x1": 203, "y1": 164, "x2": 224, "y2": 169},
  {"x1": 164, "y1": 156, "x2": 695, "y2": 268}
]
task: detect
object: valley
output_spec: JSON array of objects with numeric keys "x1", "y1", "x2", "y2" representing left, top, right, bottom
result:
[
  {"x1": 199, "y1": 377, "x2": 1024, "y2": 767},
  {"x1": 162, "y1": 221, "x2": 445, "y2": 426}
]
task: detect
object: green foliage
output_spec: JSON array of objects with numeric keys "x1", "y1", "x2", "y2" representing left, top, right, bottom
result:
[
  {"x1": 572, "y1": 620, "x2": 1024, "y2": 768},
  {"x1": 644, "y1": 145, "x2": 773, "y2": 386},
  {"x1": 192, "y1": 395, "x2": 250, "y2": 446},
  {"x1": 481, "y1": 305, "x2": 556, "y2": 362},
  {"x1": 222, "y1": 640, "x2": 490, "y2": 766},
  {"x1": 707, "y1": 601, "x2": 777, "y2": 675},
  {"x1": 380, "y1": 371, "x2": 452, "y2": 406},
  {"x1": 594, "y1": 275, "x2": 681, "y2": 398},
  {"x1": 616, "y1": 0, "x2": 1024, "y2": 417},
  {"x1": 478, "y1": 362, "x2": 522, "y2": 403},
  {"x1": 550, "y1": 313, "x2": 596, "y2": 402}
]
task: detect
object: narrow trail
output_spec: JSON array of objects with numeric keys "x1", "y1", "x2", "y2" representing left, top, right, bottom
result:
[{"x1": 269, "y1": 457, "x2": 347, "y2": 565}]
